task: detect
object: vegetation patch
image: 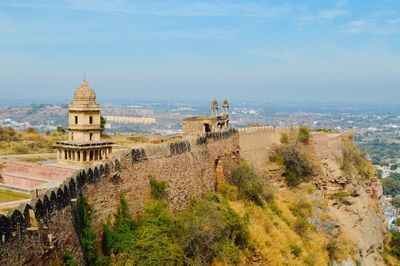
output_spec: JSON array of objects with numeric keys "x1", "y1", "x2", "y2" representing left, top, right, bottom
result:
[
  {"x1": 149, "y1": 176, "x2": 168, "y2": 200},
  {"x1": 176, "y1": 193, "x2": 249, "y2": 265},
  {"x1": 231, "y1": 158, "x2": 273, "y2": 207},
  {"x1": 298, "y1": 126, "x2": 311, "y2": 145},
  {"x1": 341, "y1": 134, "x2": 375, "y2": 179},
  {"x1": 270, "y1": 144, "x2": 313, "y2": 187},
  {"x1": 73, "y1": 193, "x2": 107, "y2": 265}
]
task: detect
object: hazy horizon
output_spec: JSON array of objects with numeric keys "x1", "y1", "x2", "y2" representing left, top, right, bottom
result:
[{"x1": 1, "y1": 0, "x2": 399, "y2": 103}]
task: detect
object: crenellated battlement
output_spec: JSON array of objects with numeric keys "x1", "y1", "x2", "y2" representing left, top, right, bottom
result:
[{"x1": 0, "y1": 128, "x2": 240, "y2": 265}]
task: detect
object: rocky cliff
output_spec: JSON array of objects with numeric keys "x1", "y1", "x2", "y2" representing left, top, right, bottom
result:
[{"x1": 240, "y1": 128, "x2": 388, "y2": 265}]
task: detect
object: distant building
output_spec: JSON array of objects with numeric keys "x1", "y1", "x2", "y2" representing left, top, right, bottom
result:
[
  {"x1": 183, "y1": 98, "x2": 230, "y2": 137},
  {"x1": 53, "y1": 80, "x2": 113, "y2": 165}
]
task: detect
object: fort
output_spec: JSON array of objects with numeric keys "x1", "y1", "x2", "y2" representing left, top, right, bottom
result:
[
  {"x1": 0, "y1": 122, "x2": 291, "y2": 265},
  {"x1": 0, "y1": 87, "x2": 384, "y2": 265}
]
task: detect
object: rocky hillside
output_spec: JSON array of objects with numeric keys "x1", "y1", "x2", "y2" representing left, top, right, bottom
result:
[
  {"x1": 254, "y1": 130, "x2": 394, "y2": 265},
  {"x1": 62, "y1": 129, "x2": 398, "y2": 266}
]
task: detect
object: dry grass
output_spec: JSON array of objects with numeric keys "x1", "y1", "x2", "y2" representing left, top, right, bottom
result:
[
  {"x1": 229, "y1": 187, "x2": 332, "y2": 266},
  {"x1": 0, "y1": 131, "x2": 66, "y2": 155}
]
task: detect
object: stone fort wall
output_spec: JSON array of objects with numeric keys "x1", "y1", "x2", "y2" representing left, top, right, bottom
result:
[
  {"x1": 238, "y1": 126, "x2": 298, "y2": 171},
  {"x1": 0, "y1": 128, "x2": 239, "y2": 265}
]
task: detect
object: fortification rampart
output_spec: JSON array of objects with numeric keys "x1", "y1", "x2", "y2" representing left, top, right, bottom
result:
[
  {"x1": 238, "y1": 126, "x2": 298, "y2": 171},
  {"x1": 0, "y1": 128, "x2": 239, "y2": 265}
]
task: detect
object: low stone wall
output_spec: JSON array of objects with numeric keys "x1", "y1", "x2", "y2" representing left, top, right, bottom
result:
[
  {"x1": 0, "y1": 128, "x2": 239, "y2": 265},
  {"x1": 0, "y1": 160, "x2": 76, "y2": 192}
]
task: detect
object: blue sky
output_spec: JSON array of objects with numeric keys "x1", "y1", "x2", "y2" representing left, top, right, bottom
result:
[{"x1": 0, "y1": 0, "x2": 399, "y2": 103}]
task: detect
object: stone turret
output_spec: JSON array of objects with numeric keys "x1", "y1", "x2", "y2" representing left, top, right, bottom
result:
[
  {"x1": 53, "y1": 80, "x2": 113, "y2": 165},
  {"x1": 222, "y1": 99, "x2": 229, "y2": 114},
  {"x1": 183, "y1": 98, "x2": 231, "y2": 137},
  {"x1": 211, "y1": 98, "x2": 219, "y2": 117}
]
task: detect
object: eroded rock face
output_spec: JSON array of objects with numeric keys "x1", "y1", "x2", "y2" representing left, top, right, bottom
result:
[{"x1": 311, "y1": 132, "x2": 386, "y2": 266}]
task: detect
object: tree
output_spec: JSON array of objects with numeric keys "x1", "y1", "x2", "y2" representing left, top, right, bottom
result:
[
  {"x1": 392, "y1": 195, "x2": 400, "y2": 209},
  {"x1": 100, "y1": 116, "x2": 106, "y2": 133},
  {"x1": 383, "y1": 178, "x2": 400, "y2": 196},
  {"x1": 57, "y1": 126, "x2": 66, "y2": 134}
]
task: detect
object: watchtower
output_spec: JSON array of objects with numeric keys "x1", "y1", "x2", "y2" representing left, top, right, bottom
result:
[
  {"x1": 53, "y1": 80, "x2": 114, "y2": 165},
  {"x1": 183, "y1": 98, "x2": 231, "y2": 137}
]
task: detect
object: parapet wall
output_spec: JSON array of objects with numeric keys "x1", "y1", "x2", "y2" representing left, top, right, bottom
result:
[
  {"x1": 0, "y1": 128, "x2": 239, "y2": 265},
  {"x1": 238, "y1": 126, "x2": 298, "y2": 171}
]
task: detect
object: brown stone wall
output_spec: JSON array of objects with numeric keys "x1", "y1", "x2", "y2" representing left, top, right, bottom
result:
[
  {"x1": 0, "y1": 204, "x2": 83, "y2": 266},
  {"x1": 0, "y1": 129, "x2": 239, "y2": 265},
  {"x1": 182, "y1": 117, "x2": 215, "y2": 137},
  {"x1": 238, "y1": 126, "x2": 297, "y2": 171}
]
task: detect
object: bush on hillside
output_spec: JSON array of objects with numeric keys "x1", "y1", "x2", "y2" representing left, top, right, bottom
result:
[
  {"x1": 73, "y1": 193, "x2": 100, "y2": 266},
  {"x1": 149, "y1": 176, "x2": 168, "y2": 200},
  {"x1": 0, "y1": 126, "x2": 18, "y2": 141},
  {"x1": 176, "y1": 193, "x2": 249, "y2": 265},
  {"x1": 62, "y1": 250, "x2": 79, "y2": 266},
  {"x1": 231, "y1": 158, "x2": 273, "y2": 206},
  {"x1": 298, "y1": 126, "x2": 311, "y2": 144},
  {"x1": 341, "y1": 135, "x2": 375, "y2": 179},
  {"x1": 280, "y1": 133, "x2": 289, "y2": 144},
  {"x1": 270, "y1": 144, "x2": 313, "y2": 187},
  {"x1": 104, "y1": 196, "x2": 183, "y2": 266}
]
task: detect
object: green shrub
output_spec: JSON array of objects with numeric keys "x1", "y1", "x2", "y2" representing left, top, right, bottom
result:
[
  {"x1": 231, "y1": 158, "x2": 273, "y2": 206},
  {"x1": 176, "y1": 193, "x2": 249, "y2": 265},
  {"x1": 217, "y1": 183, "x2": 238, "y2": 200},
  {"x1": 102, "y1": 224, "x2": 113, "y2": 256},
  {"x1": 289, "y1": 244, "x2": 302, "y2": 258},
  {"x1": 298, "y1": 126, "x2": 311, "y2": 145},
  {"x1": 62, "y1": 250, "x2": 78, "y2": 266},
  {"x1": 294, "y1": 218, "x2": 311, "y2": 236},
  {"x1": 270, "y1": 144, "x2": 313, "y2": 187},
  {"x1": 383, "y1": 177, "x2": 400, "y2": 196},
  {"x1": 104, "y1": 195, "x2": 183, "y2": 266},
  {"x1": 149, "y1": 176, "x2": 168, "y2": 200},
  {"x1": 73, "y1": 193, "x2": 99, "y2": 266},
  {"x1": 128, "y1": 201, "x2": 184, "y2": 265},
  {"x1": 390, "y1": 230, "x2": 400, "y2": 259},
  {"x1": 280, "y1": 133, "x2": 289, "y2": 144}
]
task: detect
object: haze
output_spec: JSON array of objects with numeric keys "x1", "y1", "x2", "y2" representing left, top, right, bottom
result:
[{"x1": 0, "y1": 0, "x2": 399, "y2": 103}]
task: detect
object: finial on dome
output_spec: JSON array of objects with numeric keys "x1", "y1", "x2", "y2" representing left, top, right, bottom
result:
[
  {"x1": 72, "y1": 79, "x2": 97, "y2": 104},
  {"x1": 212, "y1": 97, "x2": 219, "y2": 109}
]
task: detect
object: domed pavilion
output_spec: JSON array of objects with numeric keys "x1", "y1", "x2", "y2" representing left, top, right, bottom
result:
[{"x1": 53, "y1": 80, "x2": 114, "y2": 165}]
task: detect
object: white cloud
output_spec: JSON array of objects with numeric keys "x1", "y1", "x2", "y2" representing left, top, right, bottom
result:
[
  {"x1": 0, "y1": 0, "x2": 293, "y2": 18},
  {"x1": 344, "y1": 18, "x2": 400, "y2": 35}
]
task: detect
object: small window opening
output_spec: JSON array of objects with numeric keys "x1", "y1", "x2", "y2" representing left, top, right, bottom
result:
[
  {"x1": 89, "y1": 116, "x2": 93, "y2": 124},
  {"x1": 75, "y1": 116, "x2": 78, "y2": 124}
]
